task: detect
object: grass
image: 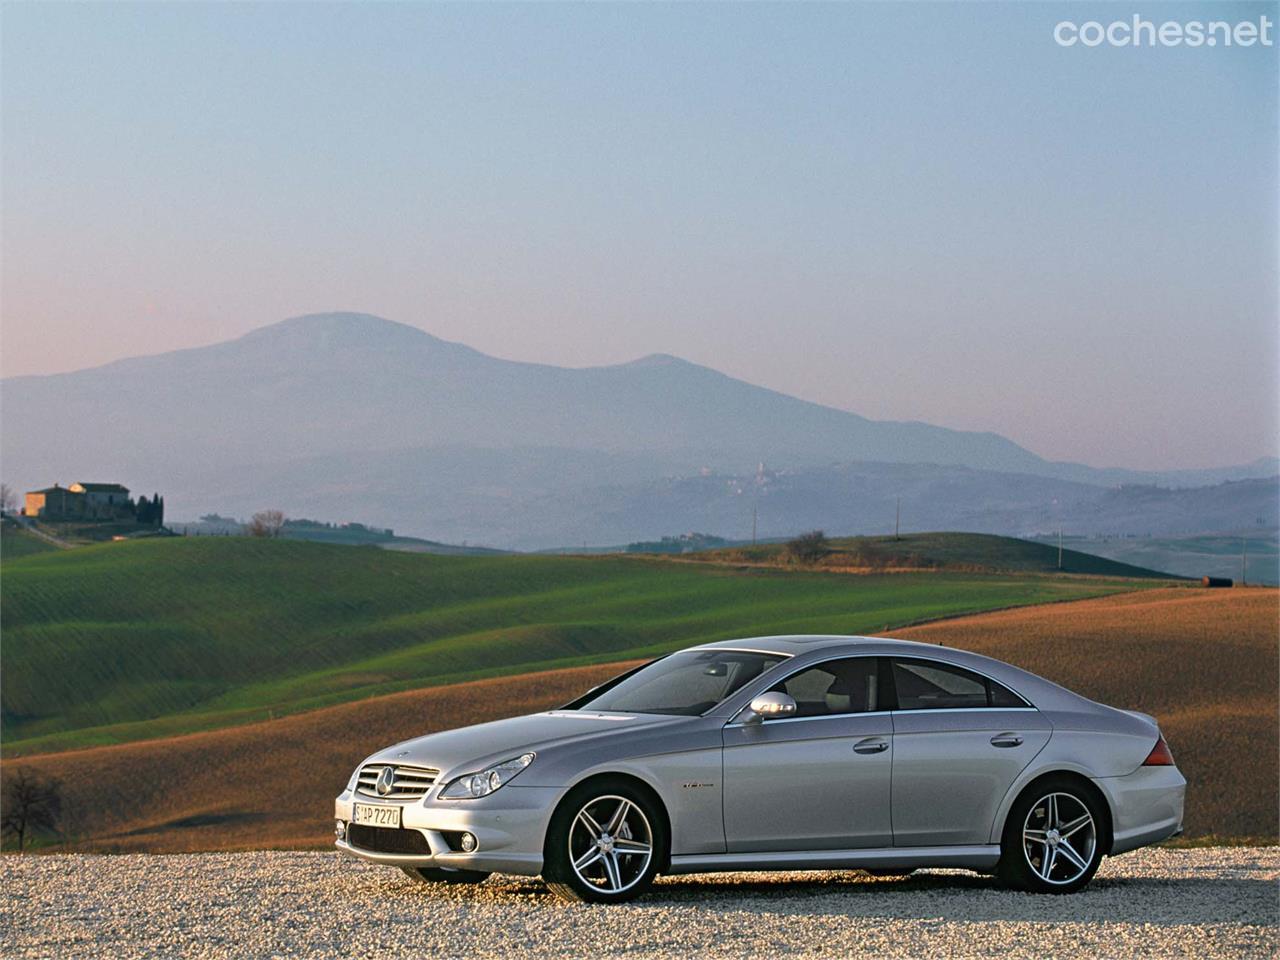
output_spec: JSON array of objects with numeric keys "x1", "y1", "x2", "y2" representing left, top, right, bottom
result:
[
  {"x1": 0, "y1": 535, "x2": 1164, "y2": 754},
  {"x1": 0, "y1": 521, "x2": 61, "y2": 560},
  {"x1": 4, "y1": 587, "x2": 1271, "y2": 853},
  {"x1": 691, "y1": 532, "x2": 1177, "y2": 578}
]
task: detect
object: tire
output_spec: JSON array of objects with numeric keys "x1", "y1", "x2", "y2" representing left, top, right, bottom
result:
[
  {"x1": 997, "y1": 775, "x2": 1105, "y2": 894},
  {"x1": 401, "y1": 866, "x2": 491, "y2": 885},
  {"x1": 543, "y1": 778, "x2": 667, "y2": 904}
]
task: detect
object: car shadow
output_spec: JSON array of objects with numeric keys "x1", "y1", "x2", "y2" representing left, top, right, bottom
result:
[{"x1": 380, "y1": 867, "x2": 1278, "y2": 927}]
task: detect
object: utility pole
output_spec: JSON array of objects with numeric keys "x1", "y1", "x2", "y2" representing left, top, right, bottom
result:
[
  {"x1": 894, "y1": 497, "x2": 901, "y2": 541},
  {"x1": 751, "y1": 503, "x2": 758, "y2": 546},
  {"x1": 1058, "y1": 529, "x2": 1063, "y2": 571}
]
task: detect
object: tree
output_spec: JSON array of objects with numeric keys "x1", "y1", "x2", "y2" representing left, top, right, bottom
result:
[
  {"x1": 247, "y1": 509, "x2": 286, "y2": 538},
  {"x1": 0, "y1": 482, "x2": 15, "y2": 516},
  {"x1": 1, "y1": 769, "x2": 62, "y2": 852},
  {"x1": 135, "y1": 492, "x2": 164, "y2": 526},
  {"x1": 786, "y1": 529, "x2": 830, "y2": 564}
]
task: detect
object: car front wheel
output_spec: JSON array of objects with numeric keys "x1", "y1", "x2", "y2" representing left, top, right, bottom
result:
[
  {"x1": 998, "y1": 777, "x2": 1104, "y2": 894},
  {"x1": 543, "y1": 780, "x2": 666, "y2": 903}
]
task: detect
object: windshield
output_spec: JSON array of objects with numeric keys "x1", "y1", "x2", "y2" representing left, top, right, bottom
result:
[{"x1": 574, "y1": 650, "x2": 787, "y2": 716}]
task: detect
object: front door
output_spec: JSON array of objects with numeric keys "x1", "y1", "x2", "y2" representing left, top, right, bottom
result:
[{"x1": 722, "y1": 657, "x2": 893, "y2": 852}]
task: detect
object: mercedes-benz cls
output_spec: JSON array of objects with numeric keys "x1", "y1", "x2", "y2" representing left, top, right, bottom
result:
[{"x1": 334, "y1": 636, "x2": 1185, "y2": 901}]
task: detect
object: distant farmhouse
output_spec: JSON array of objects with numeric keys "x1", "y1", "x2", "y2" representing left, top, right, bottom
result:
[{"x1": 23, "y1": 482, "x2": 164, "y2": 525}]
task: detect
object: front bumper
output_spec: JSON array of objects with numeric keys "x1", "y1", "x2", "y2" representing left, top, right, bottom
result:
[
  {"x1": 1096, "y1": 764, "x2": 1187, "y2": 855},
  {"x1": 334, "y1": 785, "x2": 560, "y2": 876}
]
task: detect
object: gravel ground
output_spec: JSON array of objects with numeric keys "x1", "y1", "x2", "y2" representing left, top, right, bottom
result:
[{"x1": 2, "y1": 847, "x2": 1276, "y2": 959}]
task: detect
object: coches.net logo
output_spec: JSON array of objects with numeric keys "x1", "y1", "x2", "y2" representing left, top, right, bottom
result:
[{"x1": 1054, "y1": 14, "x2": 1274, "y2": 47}]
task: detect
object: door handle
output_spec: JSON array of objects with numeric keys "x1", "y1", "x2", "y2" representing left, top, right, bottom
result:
[
  {"x1": 853, "y1": 738, "x2": 889, "y2": 754},
  {"x1": 990, "y1": 733, "x2": 1024, "y2": 748}
]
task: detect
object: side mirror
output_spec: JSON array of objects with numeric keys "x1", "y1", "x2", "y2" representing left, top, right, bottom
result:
[{"x1": 745, "y1": 691, "x2": 797, "y2": 723}]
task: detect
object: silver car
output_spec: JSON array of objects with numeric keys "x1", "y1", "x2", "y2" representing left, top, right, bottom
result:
[{"x1": 334, "y1": 636, "x2": 1185, "y2": 901}]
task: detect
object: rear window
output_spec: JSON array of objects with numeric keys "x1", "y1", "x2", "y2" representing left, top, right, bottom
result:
[{"x1": 891, "y1": 658, "x2": 1028, "y2": 710}]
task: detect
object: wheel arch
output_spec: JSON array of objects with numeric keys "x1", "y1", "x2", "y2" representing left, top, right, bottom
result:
[
  {"x1": 995, "y1": 769, "x2": 1114, "y2": 854},
  {"x1": 545, "y1": 771, "x2": 674, "y2": 872}
]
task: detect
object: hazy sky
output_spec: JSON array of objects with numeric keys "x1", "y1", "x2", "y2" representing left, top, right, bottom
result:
[{"x1": 3, "y1": 1, "x2": 1276, "y2": 470}]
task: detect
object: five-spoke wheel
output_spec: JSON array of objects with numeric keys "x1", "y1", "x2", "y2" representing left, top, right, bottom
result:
[
  {"x1": 999, "y1": 776, "x2": 1105, "y2": 893},
  {"x1": 568, "y1": 795, "x2": 654, "y2": 894},
  {"x1": 1022, "y1": 792, "x2": 1096, "y2": 886},
  {"x1": 544, "y1": 779, "x2": 667, "y2": 902}
]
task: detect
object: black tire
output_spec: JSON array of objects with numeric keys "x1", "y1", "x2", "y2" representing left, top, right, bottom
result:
[
  {"x1": 997, "y1": 775, "x2": 1105, "y2": 894},
  {"x1": 543, "y1": 778, "x2": 668, "y2": 904},
  {"x1": 401, "y1": 866, "x2": 491, "y2": 885}
]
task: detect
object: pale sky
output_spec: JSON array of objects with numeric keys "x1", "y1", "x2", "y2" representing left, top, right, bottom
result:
[{"x1": 2, "y1": 1, "x2": 1276, "y2": 470}]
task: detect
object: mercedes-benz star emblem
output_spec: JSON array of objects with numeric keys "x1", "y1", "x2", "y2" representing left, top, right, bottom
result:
[{"x1": 375, "y1": 766, "x2": 395, "y2": 796}]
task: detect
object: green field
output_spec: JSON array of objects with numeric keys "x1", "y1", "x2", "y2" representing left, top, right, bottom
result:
[
  {"x1": 2, "y1": 536, "x2": 1171, "y2": 754},
  {"x1": 0, "y1": 521, "x2": 61, "y2": 560}
]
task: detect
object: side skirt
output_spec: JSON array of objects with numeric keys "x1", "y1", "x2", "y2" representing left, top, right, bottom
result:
[{"x1": 666, "y1": 845, "x2": 1001, "y2": 875}]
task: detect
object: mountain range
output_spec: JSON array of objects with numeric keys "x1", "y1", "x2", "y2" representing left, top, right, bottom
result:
[{"x1": 3, "y1": 312, "x2": 1275, "y2": 549}]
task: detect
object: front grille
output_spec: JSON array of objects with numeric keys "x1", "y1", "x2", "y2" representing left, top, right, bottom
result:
[
  {"x1": 355, "y1": 763, "x2": 440, "y2": 800},
  {"x1": 347, "y1": 824, "x2": 432, "y2": 855}
]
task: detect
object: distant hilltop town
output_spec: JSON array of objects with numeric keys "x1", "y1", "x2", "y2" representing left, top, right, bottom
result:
[{"x1": 23, "y1": 482, "x2": 164, "y2": 525}]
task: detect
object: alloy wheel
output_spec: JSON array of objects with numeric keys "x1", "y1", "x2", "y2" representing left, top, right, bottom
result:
[
  {"x1": 567, "y1": 794, "x2": 655, "y2": 894},
  {"x1": 1021, "y1": 791, "x2": 1097, "y2": 886}
]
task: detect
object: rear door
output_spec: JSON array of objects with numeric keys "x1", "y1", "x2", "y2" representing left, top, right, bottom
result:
[
  {"x1": 888, "y1": 657, "x2": 1050, "y2": 846},
  {"x1": 722, "y1": 656, "x2": 893, "y2": 851}
]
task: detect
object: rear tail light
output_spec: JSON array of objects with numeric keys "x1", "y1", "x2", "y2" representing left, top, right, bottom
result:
[{"x1": 1143, "y1": 735, "x2": 1175, "y2": 766}]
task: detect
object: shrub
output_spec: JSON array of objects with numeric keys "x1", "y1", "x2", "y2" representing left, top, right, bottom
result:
[{"x1": 786, "y1": 529, "x2": 829, "y2": 564}]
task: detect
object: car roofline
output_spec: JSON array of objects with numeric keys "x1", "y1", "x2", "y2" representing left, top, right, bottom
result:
[
  {"x1": 687, "y1": 635, "x2": 947, "y2": 657},
  {"x1": 689, "y1": 635, "x2": 1105, "y2": 717}
]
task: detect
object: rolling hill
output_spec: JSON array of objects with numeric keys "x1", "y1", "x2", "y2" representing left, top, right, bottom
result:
[
  {"x1": 0, "y1": 535, "x2": 1166, "y2": 754},
  {"x1": 3, "y1": 312, "x2": 1274, "y2": 548},
  {"x1": 588, "y1": 465, "x2": 1279, "y2": 552},
  {"x1": 3, "y1": 588, "x2": 1272, "y2": 852},
  {"x1": 1034, "y1": 534, "x2": 1280, "y2": 587},
  {"x1": 686, "y1": 532, "x2": 1177, "y2": 577},
  {"x1": 169, "y1": 516, "x2": 509, "y2": 555},
  {"x1": 0, "y1": 520, "x2": 61, "y2": 560}
]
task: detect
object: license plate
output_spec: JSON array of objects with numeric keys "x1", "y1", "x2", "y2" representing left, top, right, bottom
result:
[{"x1": 352, "y1": 803, "x2": 401, "y2": 828}]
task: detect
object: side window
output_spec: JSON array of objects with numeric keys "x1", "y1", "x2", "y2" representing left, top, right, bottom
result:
[
  {"x1": 772, "y1": 658, "x2": 879, "y2": 718},
  {"x1": 891, "y1": 659, "x2": 1028, "y2": 710},
  {"x1": 989, "y1": 680, "x2": 1028, "y2": 708}
]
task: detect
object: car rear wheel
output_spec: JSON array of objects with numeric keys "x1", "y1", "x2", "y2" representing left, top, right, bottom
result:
[
  {"x1": 543, "y1": 780, "x2": 667, "y2": 904},
  {"x1": 401, "y1": 866, "x2": 491, "y2": 885},
  {"x1": 998, "y1": 776, "x2": 1104, "y2": 894}
]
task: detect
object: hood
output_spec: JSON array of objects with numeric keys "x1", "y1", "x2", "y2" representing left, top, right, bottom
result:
[{"x1": 364, "y1": 710, "x2": 681, "y2": 779}]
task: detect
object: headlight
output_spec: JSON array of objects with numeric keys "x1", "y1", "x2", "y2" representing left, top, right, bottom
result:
[{"x1": 440, "y1": 753, "x2": 535, "y2": 799}]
